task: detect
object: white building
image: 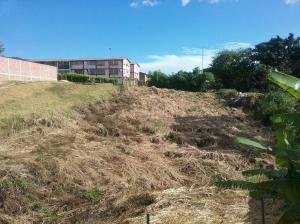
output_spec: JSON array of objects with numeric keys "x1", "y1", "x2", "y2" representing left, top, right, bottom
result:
[{"x1": 33, "y1": 57, "x2": 139, "y2": 84}]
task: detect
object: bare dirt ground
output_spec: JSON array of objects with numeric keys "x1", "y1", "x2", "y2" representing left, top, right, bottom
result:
[{"x1": 0, "y1": 85, "x2": 280, "y2": 223}]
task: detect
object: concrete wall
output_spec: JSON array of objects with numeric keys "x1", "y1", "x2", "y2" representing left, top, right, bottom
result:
[
  {"x1": 123, "y1": 59, "x2": 131, "y2": 78},
  {"x1": 130, "y1": 63, "x2": 140, "y2": 80},
  {"x1": 0, "y1": 56, "x2": 57, "y2": 81}
]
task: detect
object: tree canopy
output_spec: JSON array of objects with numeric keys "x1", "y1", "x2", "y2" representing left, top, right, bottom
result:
[
  {"x1": 210, "y1": 33, "x2": 300, "y2": 92},
  {"x1": 253, "y1": 33, "x2": 300, "y2": 77},
  {"x1": 147, "y1": 68, "x2": 214, "y2": 92},
  {"x1": 211, "y1": 49, "x2": 270, "y2": 91}
]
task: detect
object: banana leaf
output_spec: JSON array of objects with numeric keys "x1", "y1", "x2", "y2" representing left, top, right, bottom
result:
[
  {"x1": 271, "y1": 113, "x2": 300, "y2": 126},
  {"x1": 268, "y1": 71, "x2": 300, "y2": 99},
  {"x1": 235, "y1": 137, "x2": 269, "y2": 151},
  {"x1": 242, "y1": 168, "x2": 287, "y2": 178}
]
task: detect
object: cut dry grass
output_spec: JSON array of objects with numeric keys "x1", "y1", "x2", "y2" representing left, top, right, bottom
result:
[
  {"x1": 0, "y1": 84, "x2": 278, "y2": 223},
  {"x1": 0, "y1": 81, "x2": 117, "y2": 135}
]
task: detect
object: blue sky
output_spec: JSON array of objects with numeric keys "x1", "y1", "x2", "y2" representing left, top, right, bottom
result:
[{"x1": 0, "y1": 0, "x2": 300, "y2": 73}]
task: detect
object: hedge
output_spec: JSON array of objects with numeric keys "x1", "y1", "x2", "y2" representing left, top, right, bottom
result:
[{"x1": 58, "y1": 72, "x2": 117, "y2": 84}]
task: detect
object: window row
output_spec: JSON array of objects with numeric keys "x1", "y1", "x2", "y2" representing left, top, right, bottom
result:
[{"x1": 70, "y1": 68, "x2": 121, "y2": 75}]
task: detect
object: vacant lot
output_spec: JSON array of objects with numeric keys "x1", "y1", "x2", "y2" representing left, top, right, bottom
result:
[{"x1": 0, "y1": 82, "x2": 279, "y2": 223}]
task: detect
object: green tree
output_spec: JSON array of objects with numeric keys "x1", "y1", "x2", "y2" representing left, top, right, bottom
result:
[
  {"x1": 147, "y1": 70, "x2": 169, "y2": 88},
  {"x1": 168, "y1": 68, "x2": 208, "y2": 91},
  {"x1": 147, "y1": 68, "x2": 213, "y2": 92},
  {"x1": 211, "y1": 49, "x2": 256, "y2": 91},
  {"x1": 291, "y1": 47, "x2": 300, "y2": 76},
  {"x1": 211, "y1": 49, "x2": 270, "y2": 91},
  {"x1": 253, "y1": 33, "x2": 300, "y2": 77}
]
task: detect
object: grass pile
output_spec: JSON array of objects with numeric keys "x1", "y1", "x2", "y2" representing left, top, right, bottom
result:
[{"x1": 0, "y1": 82, "x2": 279, "y2": 223}]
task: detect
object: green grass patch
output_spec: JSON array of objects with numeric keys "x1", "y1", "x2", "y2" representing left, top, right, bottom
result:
[
  {"x1": 0, "y1": 81, "x2": 118, "y2": 135},
  {"x1": 78, "y1": 188, "x2": 100, "y2": 202},
  {"x1": 216, "y1": 88, "x2": 239, "y2": 99}
]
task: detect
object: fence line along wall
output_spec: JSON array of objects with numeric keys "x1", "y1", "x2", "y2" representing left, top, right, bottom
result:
[{"x1": 0, "y1": 56, "x2": 57, "y2": 81}]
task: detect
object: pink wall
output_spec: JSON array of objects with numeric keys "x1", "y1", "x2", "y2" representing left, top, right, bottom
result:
[{"x1": 0, "y1": 56, "x2": 57, "y2": 81}]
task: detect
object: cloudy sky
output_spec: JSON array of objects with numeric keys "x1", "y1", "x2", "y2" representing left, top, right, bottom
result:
[{"x1": 0, "y1": 0, "x2": 299, "y2": 73}]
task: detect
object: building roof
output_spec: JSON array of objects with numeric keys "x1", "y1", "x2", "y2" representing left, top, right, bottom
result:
[
  {"x1": 31, "y1": 57, "x2": 130, "y2": 62},
  {"x1": 130, "y1": 62, "x2": 140, "y2": 67}
]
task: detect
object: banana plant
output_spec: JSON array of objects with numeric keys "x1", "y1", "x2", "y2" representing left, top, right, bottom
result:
[{"x1": 216, "y1": 71, "x2": 300, "y2": 224}]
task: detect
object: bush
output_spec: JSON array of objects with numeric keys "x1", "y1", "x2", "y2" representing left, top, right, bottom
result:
[
  {"x1": 216, "y1": 89, "x2": 238, "y2": 99},
  {"x1": 58, "y1": 73, "x2": 117, "y2": 84},
  {"x1": 254, "y1": 90, "x2": 297, "y2": 123},
  {"x1": 216, "y1": 72, "x2": 300, "y2": 224},
  {"x1": 147, "y1": 68, "x2": 215, "y2": 92},
  {"x1": 147, "y1": 71, "x2": 169, "y2": 88}
]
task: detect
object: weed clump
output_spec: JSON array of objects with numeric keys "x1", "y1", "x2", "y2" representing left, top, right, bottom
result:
[
  {"x1": 254, "y1": 90, "x2": 296, "y2": 124},
  {"x1": 216, "y1": 89, "x2": 238, "y2": 99},
  {"x1": 78, "y1": 188, "x2": 100, "y2": 203}
]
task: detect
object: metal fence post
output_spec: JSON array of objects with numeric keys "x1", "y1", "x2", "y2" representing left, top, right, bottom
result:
[
  {"x1": 146, "y1": 213, "x2": 150, "y2": 224},
  {"x1": 261, "y1": 197, "x2": 265, "y2": 224},
  {"x1": 7, "y1": 57, "x2": 10, "y2": 80}
]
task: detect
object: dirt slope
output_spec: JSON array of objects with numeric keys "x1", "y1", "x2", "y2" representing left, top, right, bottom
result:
[{"x1": 0, "y1": 84, "x2": 279, "y2": 223}]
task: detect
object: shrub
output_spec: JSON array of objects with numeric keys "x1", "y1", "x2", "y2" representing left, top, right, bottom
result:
[
  {"x1": 216, "y1": 71, "x2": 300, "y2": 224},
  {"x1": 58, "y1": 73, "x2": 117, "y2": 84},
  {"x1": 254, "y1": 90, "x2": 296, "y2": 124},
  {"x1": 58, "y1": 73, "x2": 89, "y2": 82},
  {"x1": 147, "y1": 69, "x2": 215, "y2": 92},
  {"x1": 216, "y1": 88, "x2": 238, "y2": 99}
]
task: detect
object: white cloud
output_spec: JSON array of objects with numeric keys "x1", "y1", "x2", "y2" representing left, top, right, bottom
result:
[
  {"x1": 130, "y1": 0, "x2": 160, "y2": 8},
  {"x1": 129, "y1": 1, "x2": 139, "y2": 8},
  {"x1": 181, "y1": 0, "x2": 191, "y2": 6},
  {"x1": 285, "y1": 0, "x2": 299, "y2": 4},
  {"x1": 195, "y1": 0, "x2": 237, "y2": 4},
  {"x1": 131, "y1": 0, "x2": 297, "y2": 8},
  {"x1": 140, "y1": 42, "x2": 252, "y2": 73},
  {"x1": 222, "y1": 42, "x2": 252, "y2": 50},
  {"x1": 182, "y1": 47, "x2": 218, "y2": 55},
  {"x1": 140, "y1": 54, "x2": 214, "y2": 74},
  {"x1": 142, "y1": 0, "x2": 160, "y2": 7}
]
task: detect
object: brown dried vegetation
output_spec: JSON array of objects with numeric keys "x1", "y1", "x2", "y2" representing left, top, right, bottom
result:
[{"x1": 0, "y1": 83, "x2": 279, "y2": 223}]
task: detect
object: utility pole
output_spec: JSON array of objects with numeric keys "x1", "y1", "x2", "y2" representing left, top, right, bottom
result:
[
  {"x1": 201, "y1": 48, "x2": 204, "y2": 74},
  {"x1": 108, "y1": 48, "x2": 112, "y2": 58},
  {"x1": 108, "y1": 48, "x2": 111, "y2": 78}
]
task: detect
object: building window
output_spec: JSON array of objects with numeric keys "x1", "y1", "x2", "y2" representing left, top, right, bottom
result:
[
  {"x1": 89, "y1": 69, "x2": 106, "y2": 75},
  {"x1": 86, "y1": 61, "x2": 97, "y2": 66},
  {"x1": 109, "y1": 60, "x2": 119, "y2": 66},
  {"x1": 70, "y1": 61, "x2": 83, "y2": 66},
  {"x1": 58, "y1": 61, "x2": 70, "y2": 70},
  {"x1": 96, "y1": 61, "x2": 106, "y2": 66},
  {"x1": 70, "y1": 61, "x2": 83, "y2": 69},
  {"x1": 109, "y1": 68, "x2": 119, "y2": 75}
]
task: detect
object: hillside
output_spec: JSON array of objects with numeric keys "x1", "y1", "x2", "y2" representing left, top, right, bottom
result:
[{"x1": 0, "y1": 82, "x2": 279, "y2": 223}]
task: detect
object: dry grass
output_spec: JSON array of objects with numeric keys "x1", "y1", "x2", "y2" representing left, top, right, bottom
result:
[
  {"x1": 0, "y1": 84, "x2": 279, "y2": 223},
  {"x1": 0, "y1": 81, "x2": 117, "y2": 136}
]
